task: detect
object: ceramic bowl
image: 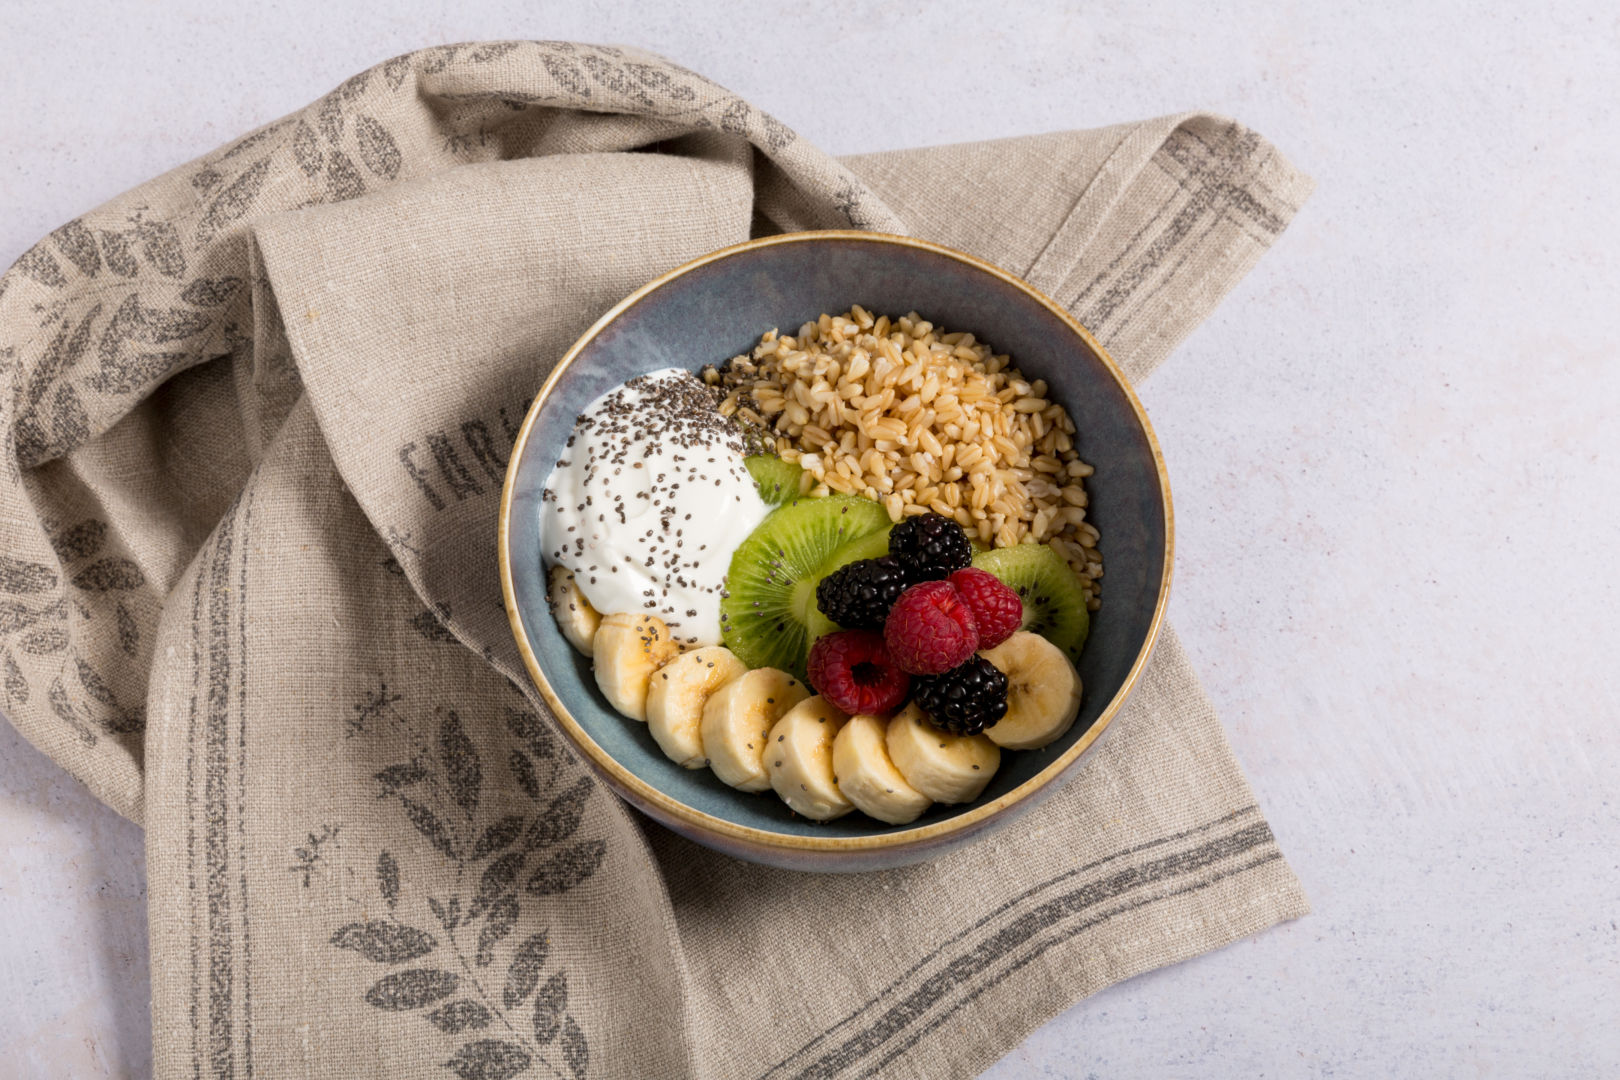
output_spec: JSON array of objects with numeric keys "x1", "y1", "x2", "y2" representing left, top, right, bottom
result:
[{"x1": 499, "y1": 231, "x2": 1171, "y2": 872}]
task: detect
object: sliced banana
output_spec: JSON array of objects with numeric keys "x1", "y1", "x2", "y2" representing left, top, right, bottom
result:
[
  {"x1": 547, "y1": 566, "x2": 600, "y2": 656},
  {"x1": 701, "y1": 668, "x2": 809, "y2": 792},
  {"x1": 766, "y1": 696, "x2": 854, "y2": 821},
  {"x1": 646, "y1": 646, "x2": 747, "y2": 768},
  {"x1": 592, "y1": 612, "x2": 680, "y2": 722},
  {"x1": 832, "y1": 713, "x2": 932, "y2": 825},
  {"x1": 978, "y1": 631, "x2": 1082, "y2": 749},
  {"x1": 885, "y1": 702, "x2": 1000, "y2": 803}
]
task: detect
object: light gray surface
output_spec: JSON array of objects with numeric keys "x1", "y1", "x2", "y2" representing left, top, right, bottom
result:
[{"x1": 2, "y1": 2, "x2": 1616, "y2": 1077}]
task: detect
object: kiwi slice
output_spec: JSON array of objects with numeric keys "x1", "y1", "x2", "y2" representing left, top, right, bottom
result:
[
  {"x1": 721, "y1": 495, "x2": 892, "y2": 679},
  {"x1": 744, "y1": 454, "x2": 804, "y2": 507},
  {"x1": 804, "y1": 525, "x2": 894, "y2": 644},
  {"x1": 971, "y1": 544, "x2": 1091, "y2": 660}
]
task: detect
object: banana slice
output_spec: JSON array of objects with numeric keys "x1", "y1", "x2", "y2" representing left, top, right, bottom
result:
[
  {"x1": 547, "y1": 566, "x2": 600, "y2": 656},
  {"x1": 646, "y1": 646, "x2": 747, "y2": 768},
  {"x1": 832, "y1": 713, "x2": 932, "y2": 825},
  {"x1": 701, "y1": 668, "x2": 809, "y2": 792},
  {"x1": 592, "y1": 612, "x2": 680, "y2": 722},
  {"x1": 978, "y1": 631, "x2": 1083, "y2": 749},
  {"x1": 766, "y1": 696, "x2": 853, "y2": 821},
  {"x1": 885, "y1": 703, "x2": 1000, "y2": 803}
]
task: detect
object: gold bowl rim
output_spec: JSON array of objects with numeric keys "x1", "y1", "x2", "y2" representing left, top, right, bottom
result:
[{"x1": 497, "y1": 230, "x2": 1173, "y2": 855}]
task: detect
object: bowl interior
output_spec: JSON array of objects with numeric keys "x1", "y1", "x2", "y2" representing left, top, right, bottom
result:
[{"x1": 505, "y1": 236, "x2": 1166, "y2": 841}]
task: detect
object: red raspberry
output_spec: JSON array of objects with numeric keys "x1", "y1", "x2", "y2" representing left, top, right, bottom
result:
[
  {"x1": 806, "y1": 630, "x2": 911, "y2": 716},
  {"x1": 947, "y1": 567, "x2": 1023, "y2": 649},
  {"x1": 883, "y1": 580, "x2": 980, "y2": 675}
]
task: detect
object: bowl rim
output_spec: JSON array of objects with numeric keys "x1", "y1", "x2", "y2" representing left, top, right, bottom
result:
[{"x1": 498, "y1": 230, "x2": 1173, "y2": 855}]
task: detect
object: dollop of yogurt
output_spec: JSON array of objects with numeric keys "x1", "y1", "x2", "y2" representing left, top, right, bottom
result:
[{"x1": 540, "y1": 368, "x2": 769, "y2": 647}]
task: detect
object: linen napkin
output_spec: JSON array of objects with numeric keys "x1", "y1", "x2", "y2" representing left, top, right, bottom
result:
[{"x1": 0, "y1": 41, "x2": 1313, "y2": 1079}]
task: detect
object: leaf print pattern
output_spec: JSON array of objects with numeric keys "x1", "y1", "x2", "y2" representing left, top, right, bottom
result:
[
  {"x1": 509, "y1": 750, "x2": 540, "y2": 800},
  {"x1": 331, "y1": 920, "x2": 438, "y2": 963},
  {"x1": 468, "y1": 851, "x2": 525, "y2": 921},
  {"x1": 51, "y1": 220, "x2": 101, "y2": 277},
  {"x1": 467, "y1": 41, "x2": 523, "y2": 63},
  {"x1": 90, "y1": 291, "x2": 213, "y2": 394},
  {"x1": 430, "y1": 1000, "x2": 494, "y2": 1034},
  {"x1": 2, "y1": 649, "x2": 28, "y2": 708},
  {"x1": 292, "y1": 120, "x2": 324, "y2": 178},
  {"x1": 356, "y1": 115, "x2": 402, "y2": 180},
  {"x1": 365, "y1": 968, "x2": 461, "y2": 1010},
  {"x1": 19, "y1": 626, "x2": 68, "y2": 655},
  {"x1": 402, "y1": 797, "x2": 459, "y2": 859},
  {"x1": 190, "y1": 167, "x2": 223, "y2": 194},
  {"x1": 383, "y1": 53, "x2": 413, "y2": 91},
  {"x1": 288, "y1": 824, "x2": 341, "y2": 887},
  {"x1": 440, "y1": 710, "x2": 481, "y2": 812},
  {"x1": 136, "y1": 220, "x2": 187, "y2": 278},
  {"x1": 73, "y1": 657, "x2": 119, "y2": 709},
  {"x1": 315, "y1": 680, "x2": 601, "y2": 1076},
  {"x1": 525, "y1": 842, "x2": 606, "y2": 897},
  {"x1": 379, "y1": 851, "x2": 401, "y2": 909},
  {"x1": 580, "y1": 55, "x2": 654, "y2": 107},
  {"x1": 475, "y1": 896, "x2": 520, "y2": 967},
  {"x1": 194, "y1": 155, "x2": 274, "y2": 244},
  {"x1": 71, "y1": 557, "x2": 146, "y2": 592},
  {"x1": 13, "y1": 244, "x2": 66, "y2": 288},
  {"x1": 21, "y1": 305, "x2": 98, "y2": 422},
  {"x1": 413, "y1": 606, "x2": 459, "y2": 643},
  {"x1": 472, "y1": 815, "x2": 526, "y2": 860},
  {"x1": 503, "y1": 705, "x2": 562, "y2": 769},
  {"x1": 531, "y1": 973, "x2": 567, "y2": 1046},
  {"x1": 445, "y1": 1040, "x2": 531, "y2": 1080},
  {"x1": 375, "y1": 761, "x2": 430, "y2": 792},
  {"x1": 501, "y1": 933, "x2": 549, "y2": 1009},
  {"x1": 624, "y1": 61, "x2": 696, "y2": 102},
  {"x1": 49, "y1": 519, "x2": 107, "y2": 561},
  {"x1": 116, "y1": 601, "x2": 139, "y2": 656},
  {"x1": 325, "y1": 150, "x2": 367, "y2": 202},
  {"x1": 318, "y1": 92, "x2": 347, "y2": 147},
  {"x1": 539, "y1": 52, "x2": 591, "y2": 99},
  {"x1": 98, "y1": 229, "x2": 139, "y2": 277},
  {"x1": 0, "y1": 556, "x2": 57, "y2": 594},
  {"x1": 521, "y1": 778, "x2": 591, "y2": 852},
  {"x1": 179, "y1": 276, "x2": 243, "y2": 308},
  {"x1": 561, "y1": 1018, "x2": 588, "y2": 1079},
  {"x1": 48, "y1": 675, "x2": 95, "y2": 744}
]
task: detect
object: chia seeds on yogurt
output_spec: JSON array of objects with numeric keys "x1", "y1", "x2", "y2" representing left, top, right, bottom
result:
[{"x1": 539, "y1": 368, "x2": 770, "y2": 646}]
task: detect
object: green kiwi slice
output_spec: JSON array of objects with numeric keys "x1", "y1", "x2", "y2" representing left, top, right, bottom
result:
[
  {"x1": 721, "y1": 495, "x2": 891, "y2": 679},
  {"x1": 744, "y1": 454, "x2": 805, "y2": 507},
  {"x1": 971, "y1": 544, "x2": 1091, "y2": 660}
]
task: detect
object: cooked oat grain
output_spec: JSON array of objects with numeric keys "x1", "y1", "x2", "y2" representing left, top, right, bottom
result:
[{"x1": 711, "y1": 307, "x2": 1103, "y2": 609}]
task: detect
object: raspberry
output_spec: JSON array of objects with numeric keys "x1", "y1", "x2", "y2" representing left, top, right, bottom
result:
[
  {"x1": 947, "y1": 567, "x2": 1023, "y2": 649},
  {"x1": 883, "y1": 580, "x2": 979, "y2": 675},
  {"x1": 815, "y1": 556, "x2": 911, "y2": 630},
  {"x1": 913, "y1": 656, "x2": 1009, "y2": 735},
  {"x1": 806, "y1": 630, "x2": 911, "y2": 716},
  {"x1": 888, "y1": 512, "x2": 972, "y2": 581}
]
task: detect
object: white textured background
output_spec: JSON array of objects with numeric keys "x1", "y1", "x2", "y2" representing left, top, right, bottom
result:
[{"x1": 2, "y1": 2, "x2": 1617, "y2": 1077}]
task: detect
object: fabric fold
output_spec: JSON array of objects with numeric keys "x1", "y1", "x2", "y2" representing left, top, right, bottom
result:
[{"x1": 0, "y1": 41, "x2": 1311, "y2": 1079}]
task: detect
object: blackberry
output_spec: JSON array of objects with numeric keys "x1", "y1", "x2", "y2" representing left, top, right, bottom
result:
[
  {"x1": 889, "y1": 512, "x2": 972, "y2": 581},
  {"x1": 815, "y1": 556, "x2": 911, "y2": 630},
  {"x1": 912, "y1": 656, "x2": 1009, "y2": 735}
]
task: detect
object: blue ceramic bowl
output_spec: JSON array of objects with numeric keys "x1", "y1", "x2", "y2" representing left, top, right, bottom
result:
[{"x1": 499, "y1": 232, "x2": 1171, "y2": 872}]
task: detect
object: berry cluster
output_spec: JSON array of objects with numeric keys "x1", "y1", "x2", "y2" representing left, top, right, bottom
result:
[{"x1": 806, "y1": 514, "x2": 1023, "y2": 734}]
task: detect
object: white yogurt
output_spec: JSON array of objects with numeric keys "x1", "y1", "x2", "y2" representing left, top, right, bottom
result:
[{"x1": 540, "y1": 368, "x2": 769, "y2": 646}]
